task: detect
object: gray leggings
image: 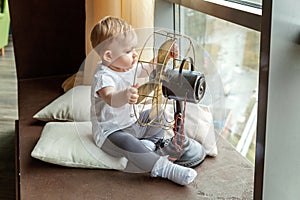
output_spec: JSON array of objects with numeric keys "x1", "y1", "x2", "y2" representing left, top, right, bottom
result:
[{"x1": 101, "y1": 110, "x2": 164, "y2": 173}]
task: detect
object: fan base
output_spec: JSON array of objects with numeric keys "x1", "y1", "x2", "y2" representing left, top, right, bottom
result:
[{"x1": 155, "y1": 136, "x2": 207, "y2": 168}]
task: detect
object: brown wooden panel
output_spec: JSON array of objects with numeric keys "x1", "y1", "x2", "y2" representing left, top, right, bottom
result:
[
  {"x1": 8, "y1": 0, "x2": 86, "y2": 79},
  {"x1": 15, "y1": 76, "x2": 254, "y2": 199}
]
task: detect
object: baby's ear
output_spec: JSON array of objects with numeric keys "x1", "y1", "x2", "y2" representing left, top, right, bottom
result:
[{"x1": 103, "y1": 50, "x2": 112, "y2": 63}]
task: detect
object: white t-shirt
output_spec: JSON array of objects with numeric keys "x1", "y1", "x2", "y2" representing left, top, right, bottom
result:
[{"x1": 91, "y1": 63, "x2": 141, "y2": 147}]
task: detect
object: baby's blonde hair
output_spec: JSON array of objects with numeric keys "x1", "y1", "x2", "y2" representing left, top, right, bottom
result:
[{"x1": 90, "y1": 16, "x2": 133, "y2": 51}]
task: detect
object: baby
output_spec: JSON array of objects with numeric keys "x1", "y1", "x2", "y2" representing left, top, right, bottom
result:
[{"x1": 90, "y1": 16, "x2": 197, "y2": 185}]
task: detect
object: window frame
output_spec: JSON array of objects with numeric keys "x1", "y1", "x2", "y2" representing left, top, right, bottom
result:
[{"x1": 165, "y1": 0, "x2": 261, "y2": 31}]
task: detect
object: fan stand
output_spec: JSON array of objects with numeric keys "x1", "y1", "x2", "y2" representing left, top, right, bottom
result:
[
  {"x1": 173, "y1": 100, "x2": 185, "y2": 138},
  {"x1": 134, "y1": 30, "x2": 207, "y2": 167}
]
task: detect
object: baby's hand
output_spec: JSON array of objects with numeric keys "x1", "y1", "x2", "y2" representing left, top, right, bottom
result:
[
  {"x1": 169, "y1": 43, "x2": 179, "y2": 59},
  {"x1": 126, "y1": 84, "x2": 139, "y2": 104}
]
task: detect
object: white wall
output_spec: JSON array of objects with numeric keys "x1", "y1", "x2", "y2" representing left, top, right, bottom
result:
[{"x1": 264, "y1": 0, "x2": 300, "y2": 199}]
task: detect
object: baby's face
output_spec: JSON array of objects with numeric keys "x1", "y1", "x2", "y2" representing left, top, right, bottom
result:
[{"x1": 108, "y1": 31, "x2": 138, "y2": 72}]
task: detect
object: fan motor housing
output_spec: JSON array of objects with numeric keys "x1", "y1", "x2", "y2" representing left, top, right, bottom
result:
[{"x1": 162, "y1": 68, "x2": 206, "y2": 103}]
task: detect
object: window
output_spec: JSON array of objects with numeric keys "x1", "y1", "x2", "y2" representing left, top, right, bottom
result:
[{"x1": 175, "y1": 5, "x2": 260, "y2": 163}]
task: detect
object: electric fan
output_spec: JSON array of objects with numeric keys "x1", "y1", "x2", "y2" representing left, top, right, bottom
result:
[{"x1": 133, "y1": 30, "x2": 207, "y2": 167}]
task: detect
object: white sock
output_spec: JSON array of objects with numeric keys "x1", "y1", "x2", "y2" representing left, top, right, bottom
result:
[
  {"x1": 151, "y1": 156, "x2": 197, "y2": 185},
  {"x1": 140, "y1": 139, "x2": 156, "y2": 151}
]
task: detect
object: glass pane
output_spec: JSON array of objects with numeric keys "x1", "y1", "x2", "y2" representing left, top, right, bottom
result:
[{"x1": 176, "y1": 5, "x2": 260, "y2": 163}]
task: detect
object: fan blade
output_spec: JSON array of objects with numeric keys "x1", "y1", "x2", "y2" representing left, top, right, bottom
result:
[
  {"x1": 136, "y1": 82, "x2": 158, "y2": 104},
  {"x1": 155, "y1": 39, "x2": 176, "y2": 80},
  {"x1": 149, "y1": 39, "x2": 176, "y2": 120},
  {"x1": 149, "y1": 83, "x2": 163, "y2": 120},
  {"x1": 176, "y1": 61, "x2": 190, "y2": 70}
]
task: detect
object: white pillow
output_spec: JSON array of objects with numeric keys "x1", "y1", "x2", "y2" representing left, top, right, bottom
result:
[
  {"x1": 33, "y1": 85, "x2": 91, "y2": 122},
  {"x1": 31, "y1": 121, "x2": 127, "y2": 169},
  {"x1": 33, "y1": 85, "x2": 218, "y2": 156},
  {"x1": 184, "y1": 104, "x2": 218, "y2": 156}
]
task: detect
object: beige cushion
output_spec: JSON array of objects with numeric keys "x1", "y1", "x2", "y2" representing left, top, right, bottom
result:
[
  {"x1": 33, "y1": 85, "x2": 91, "y2": 122},
  {"x1": 31, "y1": 121, "x2": 127, "y2": 169}
]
